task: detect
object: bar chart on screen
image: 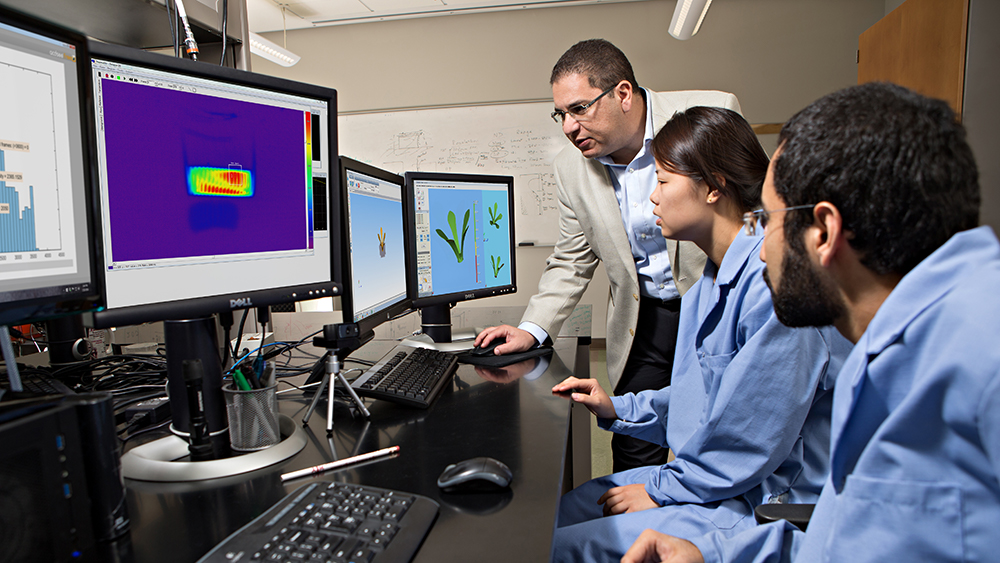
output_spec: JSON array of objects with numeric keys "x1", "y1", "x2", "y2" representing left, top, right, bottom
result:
[{"x1": 0, "y1": 48, "x2": 71, "y2": 259}]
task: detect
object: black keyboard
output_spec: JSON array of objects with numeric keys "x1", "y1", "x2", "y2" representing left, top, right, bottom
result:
[
  {"x1": 351, "y1": 346, "x2": 458, "y2": 409},
  {"x1": 198, "y1": 481, "x2": 439, "y2": 563},
  {"x1": 1, "y1": 371, "x2": 73, "y2": 395}
]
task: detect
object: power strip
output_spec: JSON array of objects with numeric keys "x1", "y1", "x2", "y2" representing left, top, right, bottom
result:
[{"x1": 231, "y1": 332, "x2": 274, "y2": 357}]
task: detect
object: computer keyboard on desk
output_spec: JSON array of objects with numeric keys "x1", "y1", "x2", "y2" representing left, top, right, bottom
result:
[
  {"x1": 1, "y1": 371, "x2": 74, "y2": 396},
  {"x1": 351, "y1": 345, "x2": 458, "y2": 409},
  {"x1": 199, "y1": 481, "x2": 439, "y2": 563}
]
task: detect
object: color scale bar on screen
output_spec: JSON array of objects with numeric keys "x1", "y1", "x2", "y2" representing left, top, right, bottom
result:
[{"x1": 305, "y1": 112, "x2": 314, "y2": 248}]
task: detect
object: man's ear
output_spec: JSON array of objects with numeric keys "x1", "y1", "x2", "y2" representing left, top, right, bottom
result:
[
  {"x1": 807, "y1": 202, "x2": 845, "y2": 268},
  {"x1": 618, "y1": 80, "x2": 635, "y2": 113}
]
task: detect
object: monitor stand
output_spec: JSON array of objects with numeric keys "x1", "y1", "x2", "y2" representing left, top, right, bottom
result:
[
  {"x1": 119, "y1": 316, "x2": 307, "y2": 481},
  {"x1": 163, "y1": 318, "x2": 229, "y2": 446},
  {"x1": 401, "y1": 303, "x2": 477, "y2": 352}
]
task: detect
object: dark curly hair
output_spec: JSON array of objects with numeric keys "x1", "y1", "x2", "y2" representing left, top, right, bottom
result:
[{"x1": 775, "y1": 82, "x2": 979, "y2": 275}]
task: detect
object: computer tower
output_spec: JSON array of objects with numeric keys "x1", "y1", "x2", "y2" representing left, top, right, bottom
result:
[{"x1": 0, "y1": 392, "x2": 129, "y2": 562}]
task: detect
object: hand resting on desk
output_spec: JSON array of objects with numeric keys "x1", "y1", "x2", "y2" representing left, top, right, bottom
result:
[
  {"x1": 551, "y1": 376, "x2": 616, "y2": 419},
  {"x1": 474, "y1": 324, "x2": 536, "y2": 355}
]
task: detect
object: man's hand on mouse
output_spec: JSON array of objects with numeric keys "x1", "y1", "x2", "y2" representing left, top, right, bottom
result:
[
  {"x1": 474, "y1": 325, "x2": 536, "y2": 355},
  {"x1": 551, "y1": 376, "x2": 617, "y2": 419}
]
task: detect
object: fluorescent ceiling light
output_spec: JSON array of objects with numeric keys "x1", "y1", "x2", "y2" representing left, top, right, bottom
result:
[
  {"x1": 248, "y1": 31, "x2": 301, "y2": 67},
  {"x1": 669, "y1": 0, "x2": 713, "y2": 40}
]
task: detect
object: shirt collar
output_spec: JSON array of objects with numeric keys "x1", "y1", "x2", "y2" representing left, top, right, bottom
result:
[
  {"x1": 703, "y1": 229, "x2": 763, "y2": 287},
  {"x1": 596, "y1": 88, "x2": 654, "y2": 168},
  {"x1": 862, "y1": 226, "x2": 999, "y2": 355}
]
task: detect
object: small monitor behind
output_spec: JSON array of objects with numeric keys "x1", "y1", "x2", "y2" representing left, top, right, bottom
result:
[
  {"x1": 339, "y1": 157, "x2": 412, "y2": 338},
  {"x1": 404, "y1": 171, "x2": 516, "y2": 344},
  {"x1": 0, "y1": 7, "x2": 101, "y2": 327}
]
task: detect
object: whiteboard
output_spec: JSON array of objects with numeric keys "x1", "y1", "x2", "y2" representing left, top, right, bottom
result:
[{"x1": 339, "y1": 101, "x2": 572, "y2": 245}]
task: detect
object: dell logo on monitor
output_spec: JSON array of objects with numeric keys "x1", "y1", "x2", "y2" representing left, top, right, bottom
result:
[
  {"x1": 230, "y1": 297, "x2": 254, "y2": 308},
  {"x1": 465, "y1": 293, "x2": 476, "y2": 299}
]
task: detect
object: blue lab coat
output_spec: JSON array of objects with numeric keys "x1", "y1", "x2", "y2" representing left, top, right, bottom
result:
[
  {"x1": 551, "y1": 231, "x2": 851, "y2": 562},
  {"x1": 691, "y1": 226, "x2": 1000, "y2": 563}
]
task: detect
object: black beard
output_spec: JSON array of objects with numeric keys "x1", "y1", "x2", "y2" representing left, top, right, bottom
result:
[{"x1": 763, "y1": 242, "x2": 845, "y2": 328}]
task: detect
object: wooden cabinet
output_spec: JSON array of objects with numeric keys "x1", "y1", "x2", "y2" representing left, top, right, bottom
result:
[{"x1": 858, "y1": 0, "x2": 968, "y2": 117}]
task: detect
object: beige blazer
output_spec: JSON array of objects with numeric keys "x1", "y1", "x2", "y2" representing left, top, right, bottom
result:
[{"x1": 521, "y1": 90, "x2": 743, "y2": 388}]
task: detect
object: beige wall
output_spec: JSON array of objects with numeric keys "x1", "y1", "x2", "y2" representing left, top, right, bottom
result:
[
  {"x1": 256, "y1": 0, "x2": 883, "y2": 123},
  {"x1": 253, "y1": 0, "x2": 885, "y2": 338}
]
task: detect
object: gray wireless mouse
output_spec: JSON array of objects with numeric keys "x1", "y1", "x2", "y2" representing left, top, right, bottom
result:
[{"x1": 436, "y1": 456, "x2": 512, "y2": 492}]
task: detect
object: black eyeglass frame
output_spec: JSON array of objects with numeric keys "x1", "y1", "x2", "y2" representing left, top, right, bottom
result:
[
  {"x1": 550, "y1": 85, "x2": 617, "y2": 124},
  {"x1": 742, "y1": 204, "x2": 817, "y2": 236}
]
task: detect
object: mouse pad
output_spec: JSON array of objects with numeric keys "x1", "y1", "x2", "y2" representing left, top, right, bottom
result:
[{"x1": 456, "y1": 346, "x2": 553, "y2": 367}]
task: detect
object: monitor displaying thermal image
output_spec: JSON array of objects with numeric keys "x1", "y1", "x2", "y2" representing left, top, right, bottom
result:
[
  {"x1": 88, "y1": 43, "x2": 338, "y2": 327},
  {"x1": 339, "y1": 157, "x2": 411, "y2": 336},
  {"x1": 405, "y1": 172, "x2": 515, "y2": 308},
  {"x1": 0, "y1": 8, "x2": 100, "y2": 325}
]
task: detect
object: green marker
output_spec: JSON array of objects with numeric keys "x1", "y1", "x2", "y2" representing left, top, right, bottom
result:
[{"x1": 233, "y1": 369, "x2": 252, "y2": 391}]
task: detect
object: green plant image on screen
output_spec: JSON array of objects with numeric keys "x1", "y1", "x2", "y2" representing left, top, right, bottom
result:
[
  {"x1": 436, "y1": 209, "x2": 470, "y2": 263},
  {"x1": 491, "y1": 254, "x2": 504, "y2": 278},
  {"x1": 488, "y1": 202, "x2": 503, "y2": 229}
]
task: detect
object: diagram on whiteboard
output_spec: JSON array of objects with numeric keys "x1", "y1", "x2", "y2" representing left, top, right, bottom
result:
[
  {"x1": 341, "y1": 102, "x2": 571, "y2": 244},
  {"x1": 520, "y1": 173, "x2": 559, "y2": 216}
]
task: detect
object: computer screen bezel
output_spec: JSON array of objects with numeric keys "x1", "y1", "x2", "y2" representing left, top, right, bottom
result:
[
  {"x1": 403, "y1": 170, "x2": 517, "y2": 310},
  {"x1": 86, "y1": 41, "x2": 341, "y2": 329},
  {"x1": 339, "y1": 157, "x2": 413, "y2": 337},
  {"x1": 0, "y1": 6, "x2": 103, "y2": 327}
]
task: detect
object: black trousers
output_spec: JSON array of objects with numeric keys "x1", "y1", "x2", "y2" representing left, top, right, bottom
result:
[{"x1": 611, "y1": 296, "x2": 681, "y2": 473}]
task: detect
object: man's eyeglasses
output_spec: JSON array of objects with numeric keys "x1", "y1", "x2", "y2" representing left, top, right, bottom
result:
[
  {"x1": 551, "y1": 85, "x2": 616, "y2": 124},
  {"x1": 743, "y1": 205, "x2": 816, "y2": 236}
]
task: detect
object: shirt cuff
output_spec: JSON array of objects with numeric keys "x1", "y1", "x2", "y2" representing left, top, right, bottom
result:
[{"x1": 517, "y1": 321, "x2": 549, "y2": 347}]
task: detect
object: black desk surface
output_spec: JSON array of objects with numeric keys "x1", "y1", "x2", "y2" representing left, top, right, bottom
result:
[{"x1": 123, "y1": 338, "x2": 581, "y2": 563}]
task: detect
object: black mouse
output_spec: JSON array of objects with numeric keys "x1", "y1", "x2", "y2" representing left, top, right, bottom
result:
[
  {"x1": 436, "y1": 456, "x2": 512, "y2": 492},
  {"x1": 471, "y1": 337, "x2": 505, "y2": 357}
]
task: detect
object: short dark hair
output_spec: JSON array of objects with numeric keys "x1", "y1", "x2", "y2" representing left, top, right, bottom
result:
[
  {"x1": 550, "y1": 39, "x2": 639, "y2": 92},
  {"x1": 652, "y1": 106, "x2": 769, "y2": 215},
  {"x1": 775, "y1": 82, "x2": 979, "y2": 275}
]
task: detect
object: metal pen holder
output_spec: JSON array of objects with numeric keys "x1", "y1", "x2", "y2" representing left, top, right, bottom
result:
[{"x1": 223, "y1": 384, "x2": 280, "y2": 452}]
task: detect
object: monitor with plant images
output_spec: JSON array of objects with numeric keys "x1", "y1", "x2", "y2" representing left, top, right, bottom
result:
[{"x1": 404, "y1": 171, "x2": 515, "y2": 343}]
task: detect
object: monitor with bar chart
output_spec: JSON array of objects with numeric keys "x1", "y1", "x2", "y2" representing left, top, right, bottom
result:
[{"x1": 0, "y1": 7, "x2": 100, "y2": 325}]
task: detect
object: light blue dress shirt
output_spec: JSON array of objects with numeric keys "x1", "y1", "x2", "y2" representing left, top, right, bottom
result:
[
  {"x1": 549, "y1": 230, "x2": 851, "y2": 562},
  {"x1": 691, "y1": 226, "x2": 1000, "y2": 563},
  {"x1": 596, "y1": 88, "x2": 679, "y2": 302}
]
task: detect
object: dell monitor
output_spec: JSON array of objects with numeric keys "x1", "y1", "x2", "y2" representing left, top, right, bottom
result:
[
  {"x1": 339, "y1": 157, "x2": 412, "y2": 339},
  {"x1": 404, "y1": 171, "x2": 515, "y2": 343},
  {"x1": 86, "y1": 41, "x2": 340, "y2": 441},
  {"x1": 0, "y1": 7, "x2": 101, "y2": 329}
]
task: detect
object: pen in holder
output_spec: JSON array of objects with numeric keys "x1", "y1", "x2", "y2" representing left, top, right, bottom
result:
[{"x1": 223, "y1": 382, "x2": 280, "y2": 452}]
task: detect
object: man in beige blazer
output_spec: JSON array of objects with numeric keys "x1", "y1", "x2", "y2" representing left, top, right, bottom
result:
[{"x1": 476, "y1": 39, "x2": 740, "y2": 470}]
